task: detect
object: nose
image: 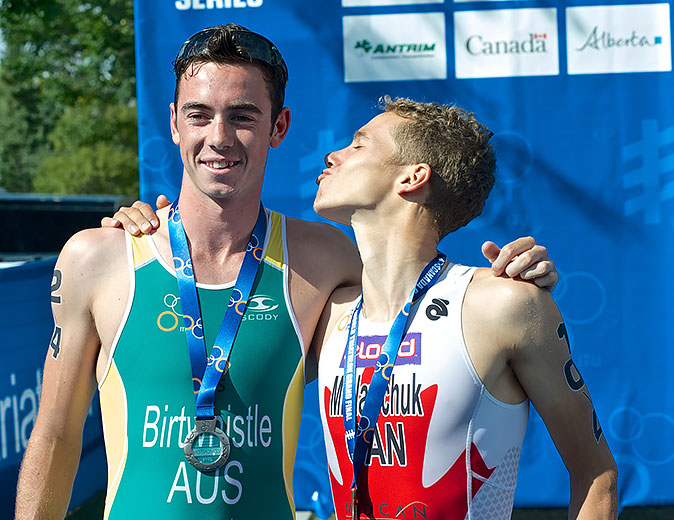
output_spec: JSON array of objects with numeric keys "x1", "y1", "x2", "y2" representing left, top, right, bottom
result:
[
  {"x1": 324, "y1": 151, "x2": 336, "y2": 168},
  {"x1": 207, "y1": 118, "x2": 234, "y2": 150}
]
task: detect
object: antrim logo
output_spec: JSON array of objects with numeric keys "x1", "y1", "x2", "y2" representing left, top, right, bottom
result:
[
  {"x1": 467, "y1": 33, "x2": 548, "y2": 56},
  {"x1": 578, "y1": 27, "x2": 662, "y2": 51},
  {"x1": 354, "y1": 38, "x2": 436, "y2": 57}
]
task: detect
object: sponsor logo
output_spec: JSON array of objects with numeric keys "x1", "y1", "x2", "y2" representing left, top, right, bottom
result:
[
  {"x1": 566, "y1": 4, "x2": 671, "y2": 74},
  {"x1": 174, "y1": 0, "x2": 262, "y2": 10},
  {"x1": 425, "y1": 298, "x2": 449, "y2": 321},
  {"x1": 246, "y1": 295, "x2": 279, "y2": 313},
  {"x1": 343, "y1": 13, "x2": 447, "y2": 82},
  {"x1": 577, "y1": 27, "x2": 662, "y2": 51},
  {"x1": 242, "y1": 294, "x2": 280, "y2": 321},
  {"x1": 354, "y1": 39, "x2": 437, "y2": 57},
  {"x1": 339, "y1": 333, "x2": 422, "y2": 368},
  {"x1": 343, "y1": 500, "x2": 428, "y2": 519},
  {"x1": 454, "y1": 8, "x2": 559, "y2": 79},
  {"x1": 466, "y1": 33, "x2": 548, "y2": 56}
]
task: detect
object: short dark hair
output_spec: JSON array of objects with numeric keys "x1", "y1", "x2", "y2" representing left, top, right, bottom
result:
[
  {"x1": 382, "y1": 96, "x2": 496, "y2": 238},
  {"x1": 172, "y1": 24, "x2": 288, "y2": 122}
]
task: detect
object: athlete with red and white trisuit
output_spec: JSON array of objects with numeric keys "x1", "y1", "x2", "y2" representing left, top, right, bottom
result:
[{"x1": 311, "y1": 97, "x2": 617, "y2": 519}]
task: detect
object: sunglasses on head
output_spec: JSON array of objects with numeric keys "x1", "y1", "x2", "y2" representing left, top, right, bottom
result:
[{"x1": 175, "y1": 27, "x2": 288, "y2": 86}]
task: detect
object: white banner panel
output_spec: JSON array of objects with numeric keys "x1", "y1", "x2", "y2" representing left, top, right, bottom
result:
[
  {"x1": 454, "y1": 8, "x2": 559, "y2": 79},
  {"x1": 343, "y1": 12, "x2": 447, "y2": 82},
  {"x1": 567, "y1": 3, "x2": 672, "y2": 75}
]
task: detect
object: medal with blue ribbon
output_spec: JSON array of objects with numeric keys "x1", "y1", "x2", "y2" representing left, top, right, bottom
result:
[
  {"x1": 168, "y1": 199, "x2": 267, "y2": 472},
  {"x1": 343, "y1": 254, "x2": 447, "y2": 517}
]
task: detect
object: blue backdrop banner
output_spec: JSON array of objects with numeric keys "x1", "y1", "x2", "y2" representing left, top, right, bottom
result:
[
  {"x1": 134, "y1": 0, "x2": 674, "y2": 514},
  {"x1": 0, "y1": 259, "x2": 106, "y2": 518}
]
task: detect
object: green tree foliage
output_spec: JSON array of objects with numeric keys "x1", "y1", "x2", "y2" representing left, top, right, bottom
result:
[
  {"x1": 0, "y1": 0, "x2": 137, "y2": 195},
  {"x1": 33, "y1": 102, "x2": 139, "y2": 195}
]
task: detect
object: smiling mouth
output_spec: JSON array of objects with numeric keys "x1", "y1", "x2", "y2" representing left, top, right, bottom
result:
[{"x1": 203, "y1": 160, "x2": 239, "y2": 170}]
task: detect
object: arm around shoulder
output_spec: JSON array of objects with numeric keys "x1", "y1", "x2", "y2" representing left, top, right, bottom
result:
[
  {"x1": 15, "y1": 228, "x2": 127, "y2": 520},
  {"x1": 286, "y1": 218, "x2": 361, "y2": 288},
  {"x1": 285, "y1": 219, "x2": 362, "y2": 370}
]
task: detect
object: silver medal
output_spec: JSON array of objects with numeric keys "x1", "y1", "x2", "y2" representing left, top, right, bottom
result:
[{"x1": 183, "y1": 417, "x2": 230, "y2": 472}]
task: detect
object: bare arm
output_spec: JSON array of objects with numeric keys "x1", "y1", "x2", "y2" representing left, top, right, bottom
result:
[
  {"x1": 15, "y1": 230, "x2": 122, "y2": 519},
  {"x1": 284, "y1": 219, "x2": 362, "y2": 381},
  {"x1": 502, "y1": 285, "x2": 617, "y2": 518}
]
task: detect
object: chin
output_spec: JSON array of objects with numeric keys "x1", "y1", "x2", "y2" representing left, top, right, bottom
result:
[{"x1": 314, "y1": 203, "x2": 349, "y2": 225}]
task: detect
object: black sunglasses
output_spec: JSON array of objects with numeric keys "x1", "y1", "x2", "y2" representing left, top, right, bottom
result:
[{"x1": 175, "y1": 27, "x2": 288, "y2": 86}]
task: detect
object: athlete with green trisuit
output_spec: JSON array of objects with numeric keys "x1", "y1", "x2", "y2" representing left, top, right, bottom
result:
[{"x1": 16, "y1": 25, "x2": 558, "y2": 519}]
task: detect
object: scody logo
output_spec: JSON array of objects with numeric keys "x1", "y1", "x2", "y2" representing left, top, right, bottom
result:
[
  {"x1": 354, "y1": 38, "x2": 436, "y2": 58},
  {"x1": 242, "y1": 295, "x2": 280, "y2": 321},
  {"x1": 466, "y1": 33, "x2": 548, "y2": 56},
  {"x1": 577, "y1": 27, "x2": 663, "y2": 51}
]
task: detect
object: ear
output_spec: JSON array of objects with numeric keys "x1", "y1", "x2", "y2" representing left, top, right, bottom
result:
[
  {"x1": 170, "y1": 103, "x2": 180, "y2": 145},
  {"x1": 270, "y1": 107, "x2": 291, "y2": 148},
  {"x1": 396, "y1": 163, "x2": 432, "y2": 196}
]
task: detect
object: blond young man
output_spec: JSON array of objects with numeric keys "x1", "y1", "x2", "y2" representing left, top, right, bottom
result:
[{"x1": 311, "y1": 98, "x2": 617, "y2": 519}]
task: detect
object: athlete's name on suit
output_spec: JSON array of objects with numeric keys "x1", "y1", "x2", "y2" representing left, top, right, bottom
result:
[{"x1": 142, "y1": 403, "x2": 273, "y2": 450}]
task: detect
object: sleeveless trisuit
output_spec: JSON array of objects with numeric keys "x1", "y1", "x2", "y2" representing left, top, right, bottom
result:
[
  {"x1": 98, "y1": 210, "x2": 304, "y2": 519},
  {"x1": 318, "y1": 264, "x2": 530, "y2": 520}
]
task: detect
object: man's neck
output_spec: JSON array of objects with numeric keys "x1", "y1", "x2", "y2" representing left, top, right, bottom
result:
[
  {"x1": 158, "y1": 184, "x2": 263, "y2": 285},
  {"x1": 351, "y1": 209, "x2": 440, "y2": 322}
]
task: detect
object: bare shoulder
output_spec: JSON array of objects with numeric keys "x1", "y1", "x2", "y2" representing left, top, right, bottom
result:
[
  {"x1": 286, "y1": 218, "x2": 361, "y2": 284},
  {"x1": 464, "y1": 267, "x2": 560, "y2": 348},
  {"x1": 55, "y1": 227, "x2": 129, "y2": 313},
  {"x1": 466, "y1": 267, "x2": 554, "y2": 315},
  {"x1": 59, "y1": 227, "x2": 127, "y2": 269}
]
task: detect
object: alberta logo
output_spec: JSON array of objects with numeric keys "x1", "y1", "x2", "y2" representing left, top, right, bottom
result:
[
  {"x1": 566, "y1": 4, "x2": 671, "y2": 74},
  {"x1": 354, "y1": 38, "x2": 437, "y2": 57},
  {"x1": 577, "y1": 27, "x2": 663, "y2": 51}
]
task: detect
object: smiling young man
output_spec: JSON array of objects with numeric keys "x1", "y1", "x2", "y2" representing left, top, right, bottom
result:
[
  {"x1": 311, "y1": 99, "x2": 617, "y2": 519},
  {"x1": 16, "y1": 25, "x2": 560, "y2": 520}
]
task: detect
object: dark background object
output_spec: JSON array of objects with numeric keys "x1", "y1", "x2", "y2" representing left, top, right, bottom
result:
[{"x1": 0, "y1": 193, "x2": 132, "y2": 261}]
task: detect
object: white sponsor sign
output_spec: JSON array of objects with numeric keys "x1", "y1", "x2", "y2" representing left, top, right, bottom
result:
[
  {"x1": 343, "y1": 13, "x2": 447, "y2": 83},
  {"x1": 454, "y1": 8, "x2": 559, "y2": 79},
  {"x1": 567, "y1": 4, "x2": 671, "y2": 74},
  {"x1": 343, "y1": 0, "x2": 442, "y2": 5}
]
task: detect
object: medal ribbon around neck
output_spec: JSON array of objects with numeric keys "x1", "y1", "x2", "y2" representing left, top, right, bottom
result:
[
  {"x1": 168, "y1": 199, "x2": 267, "y2": 420},
  {"x1": 343, "y1": 253, "x2": 447, "y2": 492}
]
